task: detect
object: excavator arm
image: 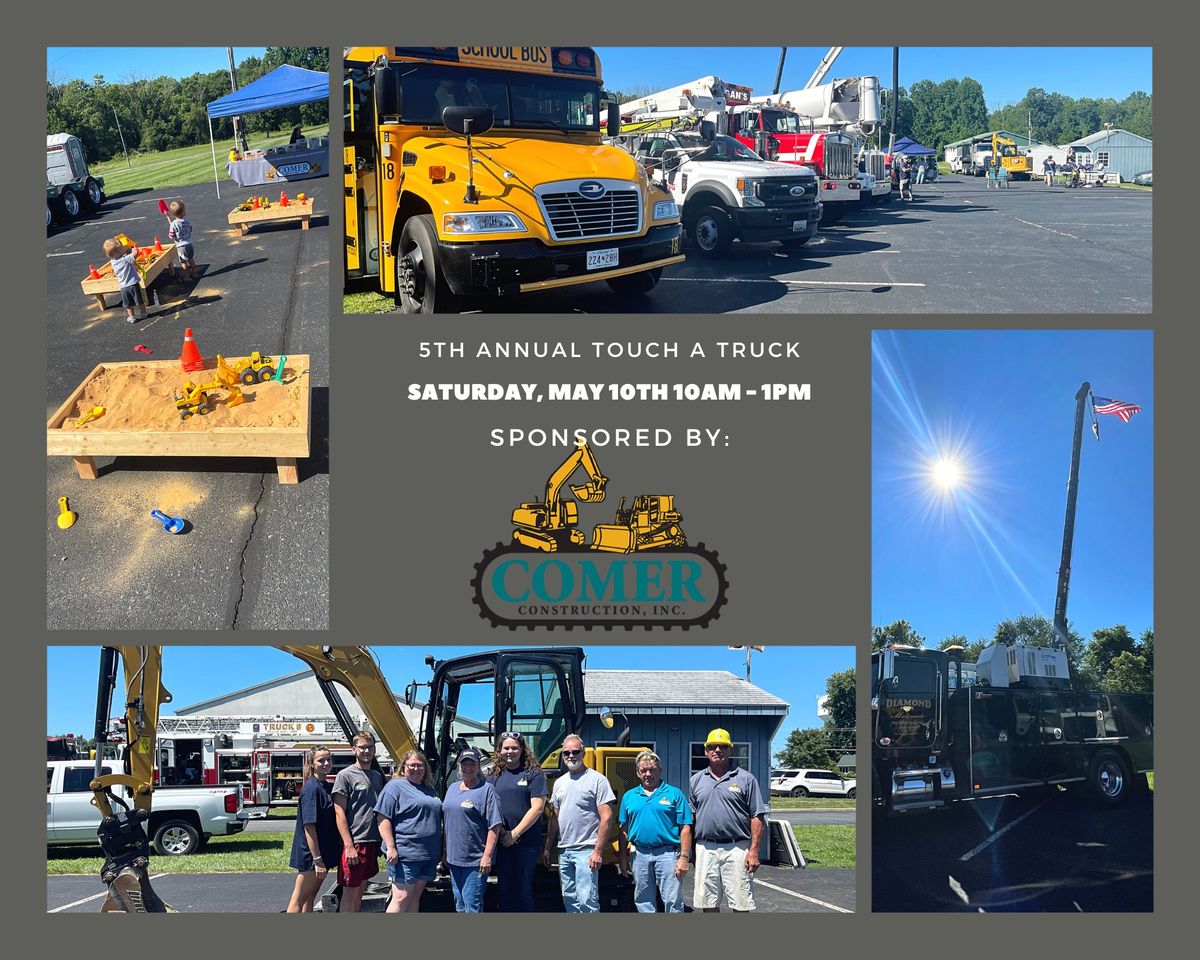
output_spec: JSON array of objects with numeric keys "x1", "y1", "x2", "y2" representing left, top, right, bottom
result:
[
  {"x1": 546, "y1": 439, "x2": 608, "y2": 507},
  {"x1": 88, "y1": 645, "x2": 418, "y2": 912}
]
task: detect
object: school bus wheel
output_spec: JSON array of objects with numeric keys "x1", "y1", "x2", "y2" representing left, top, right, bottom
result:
[{"x1": 396, "y1": 215, "x2": 461, "y2": 315}]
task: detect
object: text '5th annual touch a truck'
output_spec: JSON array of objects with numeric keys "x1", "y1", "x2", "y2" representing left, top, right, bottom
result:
[{"x1": 343, "y1": 47, "x2": 685, "y2": 313}]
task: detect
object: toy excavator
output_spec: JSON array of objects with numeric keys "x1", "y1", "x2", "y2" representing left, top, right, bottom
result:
[
  {"x1": 512, "y1": 440, "x2": 609, "y2": 551},
  {"x1": 512, "y1": 441, "x2": 687, "y2": 552},
  {"x1": 173, "y1": 354, "x2": 258, "y2": 419}
]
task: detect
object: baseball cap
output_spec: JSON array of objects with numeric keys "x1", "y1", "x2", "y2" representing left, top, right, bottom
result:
[
  {"x1": 704, "y1": 728, "x2": 733, "y2": 747},
  {"x1": 457, "y1": 748, "x2": 482, "y2": 765}
]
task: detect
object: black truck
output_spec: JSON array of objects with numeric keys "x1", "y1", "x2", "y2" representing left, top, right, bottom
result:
[{"x1": 871, "y1": 645, "x2": 1153, "y2": 816}]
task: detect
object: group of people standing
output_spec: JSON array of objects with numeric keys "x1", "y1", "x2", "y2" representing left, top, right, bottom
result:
[{"x1": 286, "y1": 727, "x2": 768, "y2": 914}]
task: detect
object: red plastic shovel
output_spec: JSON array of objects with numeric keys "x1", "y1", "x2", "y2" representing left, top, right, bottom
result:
[{"x1": 158, "y1": 199, "x2": 169, "y2": 215}]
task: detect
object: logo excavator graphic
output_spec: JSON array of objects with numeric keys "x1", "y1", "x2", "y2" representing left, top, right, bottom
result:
[{"x1": 472, "y1": 440, "x2": 728, "y2": 629}]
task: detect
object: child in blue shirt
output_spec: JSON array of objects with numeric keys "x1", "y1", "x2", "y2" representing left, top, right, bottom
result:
[
  {"x1": 102, "y1": 237, "x2": 146, "y2": 323},
  {"x1": 167, "y1": 201, "x2": 196, "y2": 281}
]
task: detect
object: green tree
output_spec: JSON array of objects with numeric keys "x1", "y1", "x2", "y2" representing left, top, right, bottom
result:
[
  {"x1": 1102, "y1": 651, "x2": 1152, "y2": 694},
  {"x1": 775, "y1": 727, "x2": 834, "y2": 769},
  {"x1": 1138, "y1": 628, "x2": 1154, "y2": 672},
  {"x1": 1083, "y1": 624, "x2": 1137, "y2": 682},
  {"x1": 823, "y1": 668, "x2": 856, "y2": 731},
  {"x1": 939, "y1": 633, "x2": 985, "y2": 663},
  {"x1": 872, "y1": 620, "x2": 926, "y2": 651}
]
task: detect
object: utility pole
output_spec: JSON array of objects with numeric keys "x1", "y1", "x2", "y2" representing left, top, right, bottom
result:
[
  {"x1": 226, "y1": 47, "x2": 246, "y2": 152},
  {"x1": 94, "y1": 77, "x2": 131, "y2": 168},
  {"x1": 728, "y1": 645, "x2": 765, "y2": 681}
]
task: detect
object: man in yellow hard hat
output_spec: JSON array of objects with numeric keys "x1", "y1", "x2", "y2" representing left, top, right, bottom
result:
[{"x1": 687, "y1": 728, "x2": 767, "y2": 912}]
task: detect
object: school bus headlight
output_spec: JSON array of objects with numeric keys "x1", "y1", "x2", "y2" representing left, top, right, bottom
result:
[
  {"x1": 442, "y1": 212, "x2": 528, "y2": 234},
  {"x1": 652, "y1": 200, "x2": 678, "y2": 221}
]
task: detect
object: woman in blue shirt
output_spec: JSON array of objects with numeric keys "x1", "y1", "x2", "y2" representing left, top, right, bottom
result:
[
  {"x1": 286, "y1": 746, "x2": 342, "y2": 912},
  {"x1": 488, "y1": 732, "x2": 548, "y2": 911},
  {"x1": 443, "y1": 748, "x2": 502, "y2": 912},
  {"x1": 375, "y1": 750, "x2": 443, "y2": 913}
]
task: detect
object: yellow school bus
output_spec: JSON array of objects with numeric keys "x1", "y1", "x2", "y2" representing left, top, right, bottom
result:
[{"x1": 344, "y1": 46, "x2": 685, "y2": 312}]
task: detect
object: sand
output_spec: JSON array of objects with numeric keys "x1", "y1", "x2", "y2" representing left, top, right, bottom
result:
[{"x1": 54, "y1": 360, "x2": 307, "y2": 432}]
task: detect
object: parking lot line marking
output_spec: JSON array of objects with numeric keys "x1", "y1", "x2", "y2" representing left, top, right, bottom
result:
[
  {"x1": 958, "y1": 797, "x2": 1051, "y2": 862},
  {"x1": 948, "y1": 873, "x2": 970, "y2": 905},
  {"x1": 95, "y1": 216, "x2": 148, "y2": 224},
  {"x1": 48, "y1": 251, "x2": 84, "y2": 257},
  {"x1": 1014, "y1": 218, "x2": 1083, "y2": 241},
  {"x1": 48, "y1": 874, "x2": 167, "y2": 912},
  {"x1": 752, "y1": 878, "x2": 853, "y2": 913},
  {"x1": 663, "y1": 278, "x2": 925, "y2": 287}
]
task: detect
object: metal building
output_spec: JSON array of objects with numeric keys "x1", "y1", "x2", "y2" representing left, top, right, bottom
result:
[{"x1": 1066, "y1": 128, "x2": 1153, "y2": 183}]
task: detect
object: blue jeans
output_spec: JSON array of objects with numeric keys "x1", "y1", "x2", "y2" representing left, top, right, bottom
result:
[
  {"x1": 448, "y1": 864, "x2": 486, "y2": 913},
  {"x1": 632, "y1": 844, "x2": 684, "y2": 913},
  {"x1": 558, "y1": 849, "x2": 599, "y2": 913},
  {"x1": 496, "y1": 843, "x2": 539, "y2": 912}
]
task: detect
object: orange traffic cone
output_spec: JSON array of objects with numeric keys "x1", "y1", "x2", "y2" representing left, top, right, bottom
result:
[
  {"x1": 180, "y1": 327, "x2": 204, "y2": 372},
  {"x1": 154, "y1": 237, "x2": 164, "y2": 252},
  {"x1": 88, "y1": 264, "x2": 102, "y2": 279},
  {"x1": 252, "y1": 197, "x2": 260, "y2": 209},
  {"x1": 280, "y1": 191, "x2": 289, "y2": 207}
]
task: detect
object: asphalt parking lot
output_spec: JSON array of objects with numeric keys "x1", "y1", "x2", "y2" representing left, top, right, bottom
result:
[
  {"x1": 455, "y1": 175, "x2": 1151, "y2": 314},
  {"x1": 872, "y1": 787, "x2": 1153, "y2": 912},
  {"x1": 45, "y1": 179, "x2": 329, "y2": 630},
  {"x1": 49, "y1": 862, "x2": 854, "y2": 913}
]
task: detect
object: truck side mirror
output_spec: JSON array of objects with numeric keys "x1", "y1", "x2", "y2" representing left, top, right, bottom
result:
[
  {"x1": 442, "y1": 106, "x2": 495, "y2": 136},
  {"x1": 699, "y1": 119, "x2": 716, "y2": 143},
  {"x1": 606, "y1": 102, "x2": 621, "y2": 138}
]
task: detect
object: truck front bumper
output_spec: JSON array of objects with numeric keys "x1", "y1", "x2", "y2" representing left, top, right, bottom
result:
[
  {"x1": 819, "y1": 180, "x2": 863, "y2": 203},
  {"x1": 734, "y1": 203, "x2": 822, "y2": 244},
  {"x1": 438, "y1": 224, "x2": 684, "y2": 296}
]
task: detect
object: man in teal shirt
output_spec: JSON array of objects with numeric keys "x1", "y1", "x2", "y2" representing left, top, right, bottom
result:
[{"x1": 617, "y1": 750, "x2": 692, "y2": 913}]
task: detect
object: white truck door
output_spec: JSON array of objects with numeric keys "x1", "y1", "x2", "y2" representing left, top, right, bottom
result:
[{"x1": 51, "y1": 764, "x2": 119, "y2": 842}]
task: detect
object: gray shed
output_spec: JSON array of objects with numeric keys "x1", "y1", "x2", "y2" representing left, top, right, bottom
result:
[
  {"x1": 579, "y1": 669, "x2": 789, "y2": 801},
  {"x1": 1067, "y1": 128, "x2": 1152, "y2": 182}
]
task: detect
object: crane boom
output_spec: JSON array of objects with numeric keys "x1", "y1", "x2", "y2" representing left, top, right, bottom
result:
[
  {"x1": 1052, "y1": 382, "x2": 1092, "y2": 649},
  {"x1": 806, "y1": 46, "x2": 844, "y2": 89}
]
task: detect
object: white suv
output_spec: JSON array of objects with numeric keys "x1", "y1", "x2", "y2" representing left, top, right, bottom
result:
[{"x1": 770, "y1": 768, "x2": 856, "y2": 799}]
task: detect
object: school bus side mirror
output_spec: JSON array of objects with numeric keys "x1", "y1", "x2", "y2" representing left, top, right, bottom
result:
[
  {"x1": 443, "y1": 106, "x2": 494, "y2": 137},
  {"x1": 607, "y1": 102, "x2": 620, "y2": 138}
]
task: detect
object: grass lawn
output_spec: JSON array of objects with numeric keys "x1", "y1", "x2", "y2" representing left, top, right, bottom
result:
[
  {"x1": 266, "y1": 806, "x2": 297, "y2": 818},
  {"x1": 770, "y1": 797, "x2": 856, "y2": 810},
  {"x1": 343, "y1": 290, "x2": 396, "y2": 314},
  {"x1": 792, "y1": 825, "x2": 855, "y2": 869},
  {"x1": 93, "y1": 125, "x2": 330, "y2": 195},
  {"x1": 47, "y1": 831, "x2": 294, "y2": 875}
]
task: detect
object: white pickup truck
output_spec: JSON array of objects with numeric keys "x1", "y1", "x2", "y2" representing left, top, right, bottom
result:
[
  {"x1": 618, "y1": 130, "x2": 822, "y2": 257},
  {"x1": 47, "y1": 760, "x2": 249, "y2": 855}
]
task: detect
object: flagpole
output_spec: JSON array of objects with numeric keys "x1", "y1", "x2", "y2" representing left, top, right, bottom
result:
[{"x1": 1052, "y1": 381, "x2": 1091, "y2": 652}]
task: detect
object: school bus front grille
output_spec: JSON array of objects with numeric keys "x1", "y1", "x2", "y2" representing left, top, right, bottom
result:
[{"x1": 536, "y1": 183, "x2": 642, "y2": 241}]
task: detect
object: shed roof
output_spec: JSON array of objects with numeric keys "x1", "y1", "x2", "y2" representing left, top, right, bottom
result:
[
  {"x1": 584, "y1": 670, "x2": 788, "y2": 715},
  {"x1": 1068, "y1": 128, "x2": 1153, "y2": 147},
  {"x1": 943, "y1": 130, "x2": 1041, "y2": 149}
]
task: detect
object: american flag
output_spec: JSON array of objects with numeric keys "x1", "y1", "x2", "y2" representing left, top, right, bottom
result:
[{"x1": 1092, "y1": 396, "x2": 1142, "y2": 422}]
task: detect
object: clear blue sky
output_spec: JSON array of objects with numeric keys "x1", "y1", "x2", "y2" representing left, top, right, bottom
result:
[
  {"x1": 872, "y1": 330, "x2": 1153, "y2": 646},
  {"x1": 47, "y1": 48, "x2": 268, "y2": 84},
  {"x1": 47, "y1": 646, "x2": 852, "y2": 760},
  {"x1": 596, "y1": 47, "x2": 1152, "y2": 111}
]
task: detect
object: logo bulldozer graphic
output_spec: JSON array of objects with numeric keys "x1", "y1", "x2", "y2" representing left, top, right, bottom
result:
[{"x1": 472, "y1": 440, "x2": 728, "y2": 630}]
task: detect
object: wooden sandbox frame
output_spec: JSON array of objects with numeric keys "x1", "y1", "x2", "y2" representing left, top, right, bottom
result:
[
  {"x1": 80, "y1": 244, "x2": 179, "y2": 310},
  {"x1": 46, "y1": 355, "x2": 312, "y2": 484},
  {"x1": 227, "y1": 199, "x2": 314, "y2": 236}
]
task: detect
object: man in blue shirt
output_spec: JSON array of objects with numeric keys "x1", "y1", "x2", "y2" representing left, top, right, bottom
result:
[{"x1": 617, "y1": 750, "x2": 692, "y2": 913}]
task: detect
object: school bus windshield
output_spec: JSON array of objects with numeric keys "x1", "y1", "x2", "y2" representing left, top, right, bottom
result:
[{"x1": 386, "y1": 64, "x2": 600, "y2": 131}]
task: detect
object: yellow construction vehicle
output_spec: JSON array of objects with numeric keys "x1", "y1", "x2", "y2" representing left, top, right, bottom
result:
[
  {"x1": 992, "y1": 133, "x2": 1033, "y2": 181},
  {"x1": 512, "y1": 440, "x2": 609, "y2": 551},
  {"x1": 218, "y1": 351, "x2": 277, "y2": 387},
  {"x1": 89, "y1": 645, "x2": 644, "y2": 912},
  {"x1": 173, "y1": 361, "x2": 246, "y2": 419},
  {"x1": 592, "y1": 495, "x2": 687, "y2": 552}
]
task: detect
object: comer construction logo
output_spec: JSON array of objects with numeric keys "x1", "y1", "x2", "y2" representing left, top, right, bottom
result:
[{"x1": 471, "y1": 440, "x2": 728, "y2": 629}]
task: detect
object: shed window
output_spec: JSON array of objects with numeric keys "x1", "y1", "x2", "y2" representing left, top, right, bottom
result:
[{"x1": 1096, "y1": 151, "x2": 1110, "y2": 165}]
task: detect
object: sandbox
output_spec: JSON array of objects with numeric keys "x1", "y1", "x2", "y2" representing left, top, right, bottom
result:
[{"x1": 47, "y1": 355, "x2": 312, "y2": 484}]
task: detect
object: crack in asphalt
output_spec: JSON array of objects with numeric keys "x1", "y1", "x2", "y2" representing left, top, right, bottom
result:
[
  {"x1": 229, "y1": 227, "x2": 308, "y2": 629},
  {"x1": 231, "y1": 471, "x2": 267, "y2": 629}
]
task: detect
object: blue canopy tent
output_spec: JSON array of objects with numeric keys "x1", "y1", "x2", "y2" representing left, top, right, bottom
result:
[
  {"x1": 205, "y1": 64, "x2": 329, "y2": 197},
  {"x1": 891, "y1": 136, "x2": 937, "y2": 157}
]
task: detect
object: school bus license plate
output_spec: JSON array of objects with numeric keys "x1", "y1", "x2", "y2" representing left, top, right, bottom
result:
[
  {"x1": 457, "y1": 47, "x2": 551, "y2": 68},
  {"x1": 587, "y1": 248, "x2": 619, "y2": 271},
  {"x1": 792, "y1": 220, "x2": 807, "y2": 232}
]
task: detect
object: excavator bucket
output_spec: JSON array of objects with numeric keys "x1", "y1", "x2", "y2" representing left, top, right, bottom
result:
[
  {"x1": 95, "y1": 802, "x2": 173, "y2": 912},
  {"x1": 570, "y1": 481, "x2": 607, "y2": 503},
  {"x1": 100, "y1": 864, "x2": 173, "y2": 913}
]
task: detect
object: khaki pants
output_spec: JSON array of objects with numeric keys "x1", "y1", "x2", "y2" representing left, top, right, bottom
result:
[{"x1": 693, "y1": 840, "x2": 755, "y2": 911}]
